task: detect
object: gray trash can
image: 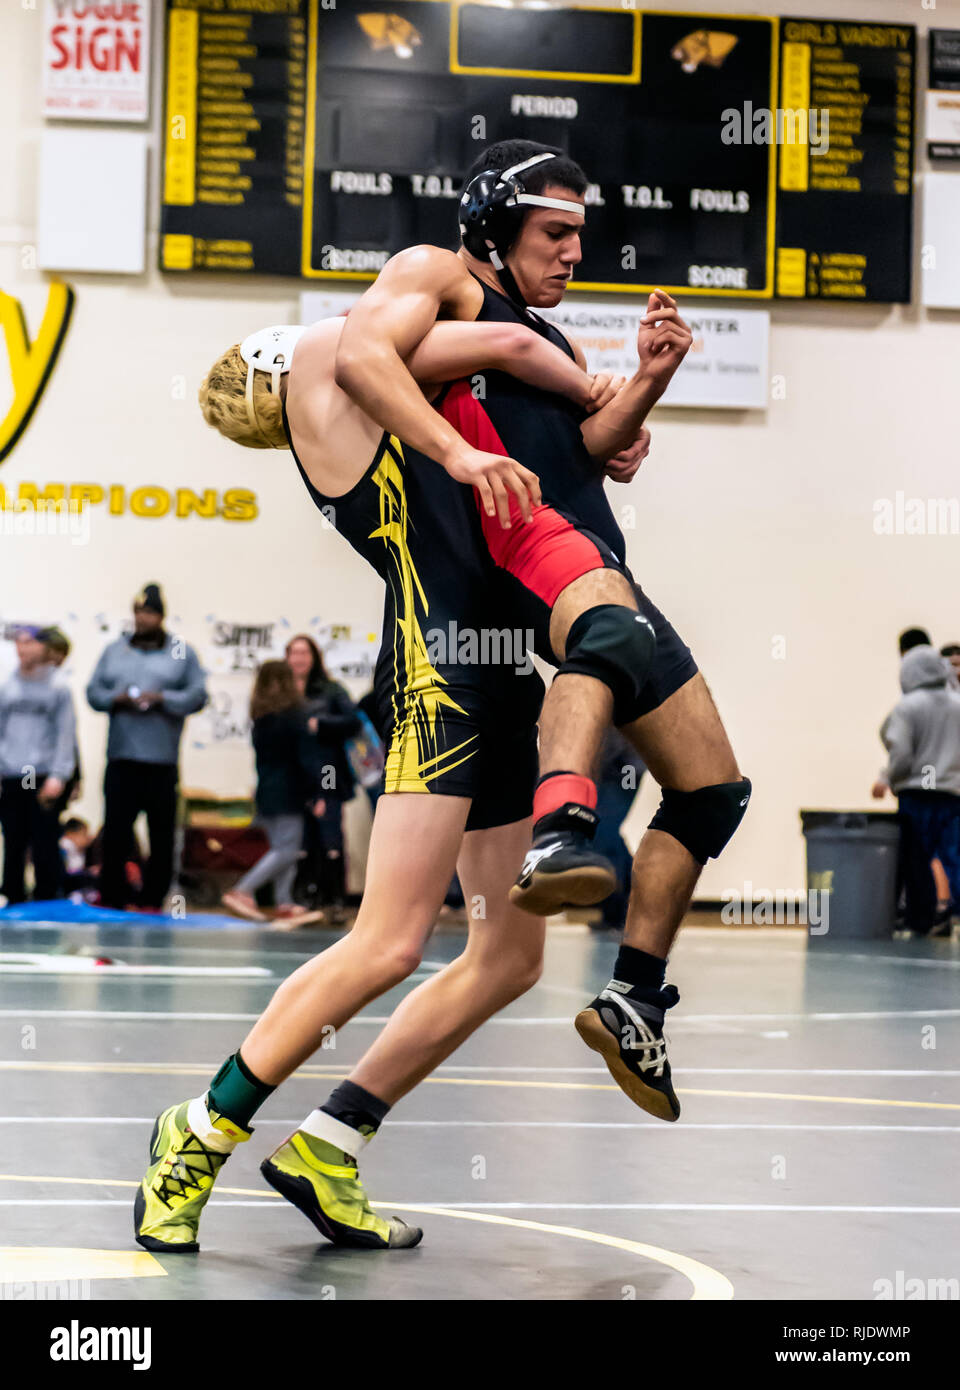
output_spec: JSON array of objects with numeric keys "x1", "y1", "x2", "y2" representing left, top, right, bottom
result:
[{"x1": 800, "y1": 810, "x2": 900, "y2": 943}]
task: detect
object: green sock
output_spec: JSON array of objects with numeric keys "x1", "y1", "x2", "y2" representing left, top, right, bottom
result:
[{"x1": 207, "y1": 1051, "x2": 276, "y2": 1129}]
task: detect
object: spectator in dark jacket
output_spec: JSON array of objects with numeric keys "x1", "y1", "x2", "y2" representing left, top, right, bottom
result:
[
  {"x1": 222, "y1": 660, "x2": 327, "y2": 925},
  {"x1": 87, "y1": 584, "x2": 207, "y2": 911},
  {"x1": 285, "y1": 635, "x2": 360, "y2": 923},
  {"x1": 0, "y1": 627, "x2": 77, "y2": 903}
]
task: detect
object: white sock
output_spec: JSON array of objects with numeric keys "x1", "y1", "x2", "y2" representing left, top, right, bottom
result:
[
  {"x1": 187, "y1": 1094, "x2": 241, "y2": 1152},
  {"x1": 299, "y1": 1107, "x2": 371, "y2": 1158}
]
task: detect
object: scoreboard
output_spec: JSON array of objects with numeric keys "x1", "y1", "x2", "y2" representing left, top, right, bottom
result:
[{"x1": 160, "y1": 1, "x2": 916, "y2": 302}]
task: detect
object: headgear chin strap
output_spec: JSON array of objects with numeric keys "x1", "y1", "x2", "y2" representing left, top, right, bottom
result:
[
  {"x1": 238, "y1": 324, "x2": 307, "y2": 445},
  {"x1": 458, "y1": 152, "x2": 585, "y2": 306}
]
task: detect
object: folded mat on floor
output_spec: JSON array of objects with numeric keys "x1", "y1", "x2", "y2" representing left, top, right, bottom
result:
[{"x1": 0, "y1": 899, "x2": 242, "y2": 928}]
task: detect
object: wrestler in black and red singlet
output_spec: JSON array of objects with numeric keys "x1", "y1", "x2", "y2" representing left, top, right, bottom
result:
[{"x1": 439, "y1": 276, "x2": 698, "y2": 715}]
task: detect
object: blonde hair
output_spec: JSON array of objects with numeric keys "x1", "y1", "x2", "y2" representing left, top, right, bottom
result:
[{"x1": 198, "y1": 343, "x2": 289, "y2": 450}]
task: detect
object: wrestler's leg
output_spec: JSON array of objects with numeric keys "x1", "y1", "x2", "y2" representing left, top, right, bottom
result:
[
  {"x1": 575, "y1": 671, "x2": 750, "y2": 1122},
  {"x1": 347, "y1": 815, "x2": 545, "y2": 1104},
  {"x1": 258, "y1": 816, "x2": 544, "y2": 1250},
  {"x1": 134, "y1": 792, "x2": 468, "y2": 1253},
  {"x1": 511, "y1": 566, "x2": 654, "y2": 915}
]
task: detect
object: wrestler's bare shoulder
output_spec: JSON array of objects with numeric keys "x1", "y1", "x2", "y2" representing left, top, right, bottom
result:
[{"x1": 379, "y1": 245, "x2": 481, "y2": 313}]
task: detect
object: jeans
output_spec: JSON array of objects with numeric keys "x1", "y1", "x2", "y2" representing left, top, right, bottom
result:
[
  {"x1": 297, "y1": 799, "x2": 346, "y2": 908},
  {"x1": 101, "y1": 760, "x2": 178, "y2": 909},
  {"x1": 234, "y1": 814, "x2": 304, "y2": 906},
  {"x1": 0, "y1": 778, "x2": 65, "y2": 902},
  {"x1": 897, "y1": 790, "x2": 960, "y2": 932},
  {"x1": 593, "y1": 779, "x2": 640, "y2": 930}
]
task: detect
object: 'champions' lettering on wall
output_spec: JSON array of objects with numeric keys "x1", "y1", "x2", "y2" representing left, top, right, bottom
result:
[{"x1": 0, "y1": 482, "x2": 258, "y2": 521}]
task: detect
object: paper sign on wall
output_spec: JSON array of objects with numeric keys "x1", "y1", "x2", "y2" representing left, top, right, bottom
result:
[{"x1": 42, "y1": 0, "x2": 151, "y2": 122}]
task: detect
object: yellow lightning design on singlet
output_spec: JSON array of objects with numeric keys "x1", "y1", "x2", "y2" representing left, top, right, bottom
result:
[{"x1": 372, "y1": 438, "x2": 478, "y2": 792}]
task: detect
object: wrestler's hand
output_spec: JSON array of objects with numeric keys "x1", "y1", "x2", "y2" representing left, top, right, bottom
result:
[
  {"x1": 871, "y1": 781, "x2": 889, "y2": 800},
  {"x1": 444, "y1": 445, "x2": 541, "y2": 528},
  {"x1": 585, "y1": 372, "x2": 627, "y2": 413},
  {"x1": 636, "y1": 290, "x2": 692, "y2": 394},
  {"x1": 604, "y1": 428, "x2": 651, "y2": 483}
]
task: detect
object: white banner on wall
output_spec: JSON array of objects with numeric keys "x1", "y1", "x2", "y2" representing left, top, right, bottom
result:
[
  {"x1": 42, "y1": 0, "x2": 151, "y2": 122},
  {"x1": 538, "y1": 300, "x2": 770, "y2": 410},
  {"x1": 302, "y1": 291, "x2": 769, "y2": 410},
  {"x1": 300, "y1": 290, "x2": 358, "y2": 323}
]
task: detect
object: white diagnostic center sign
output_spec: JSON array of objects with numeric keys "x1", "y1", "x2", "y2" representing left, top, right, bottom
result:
[
  {"x1": 42, "y1": 0, "x2": 151, "y2": 122},
  {"x1": 303, "y1": 291, "x2": 769, "y2": 410},
  {"x1": 538, "y1": 300, "x2": 770, "y2": 410}
]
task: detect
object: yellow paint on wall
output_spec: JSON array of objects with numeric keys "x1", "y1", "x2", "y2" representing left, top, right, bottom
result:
[{"x1": 0, "y1": 285, "x2": 74, "y2": 464}]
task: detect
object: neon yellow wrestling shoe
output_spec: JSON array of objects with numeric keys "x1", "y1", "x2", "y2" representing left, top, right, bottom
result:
[
  {"x1": 134, "y1": 1097, "x2": 250, "y2": 1252},
  {"x1": 260, "y1": 1122, "x2": 422, "y2": 1250}
]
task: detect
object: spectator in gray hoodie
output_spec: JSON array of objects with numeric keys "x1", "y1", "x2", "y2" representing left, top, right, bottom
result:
[
  {"x1": 0, "y1": 627, "x2": 77, "y2": 903},
  {"x1": 87, "y1": 584, "x2": 207, "y2": 911},
  {"x1": 872, "y1": 645, "x2": 960, "y2": 933}
]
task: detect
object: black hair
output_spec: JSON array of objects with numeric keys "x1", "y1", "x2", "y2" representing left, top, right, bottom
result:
[
  {"x1": 941, "y1": 643, "x2": 960, "y2": 658},
  {"x1": 62, "y1": 817, "x2": 88, "y2": 834},
  {"x1": 898, "y1": 627, "x2": 931, "y2": 655},
  {"x1": 462, "y1": 140, "x2": 588, "y2": 199}
]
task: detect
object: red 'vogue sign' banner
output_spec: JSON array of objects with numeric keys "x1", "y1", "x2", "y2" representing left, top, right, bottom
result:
[{"x1": 42, "y1": 0, "x2": 151, "y2": 122}]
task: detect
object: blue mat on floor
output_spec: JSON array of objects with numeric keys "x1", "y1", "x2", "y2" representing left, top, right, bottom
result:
[{"x1": 0, "y1": 900, "x2": 245, "y2": 929}]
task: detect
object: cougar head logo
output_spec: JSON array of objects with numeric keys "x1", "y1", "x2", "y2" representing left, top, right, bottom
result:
[
  {"x1": 356, "y1": 13, "x2": 422, "y2": 60},
  {"x1": 671, "y1": 30, "x2": 739, "y2": 74}
]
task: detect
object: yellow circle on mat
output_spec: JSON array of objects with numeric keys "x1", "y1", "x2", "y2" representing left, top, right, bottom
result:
[{"x1": 0, "y1": 1248, "x2": 166, "y2": 1282}]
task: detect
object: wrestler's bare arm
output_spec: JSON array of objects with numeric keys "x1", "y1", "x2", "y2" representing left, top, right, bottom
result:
[
  {"x1": 405, "y1": 320, "x2": 595, "y2": 407},
  {"x1": 335, "y1": 246, "x2": 541, "y2": 527}
]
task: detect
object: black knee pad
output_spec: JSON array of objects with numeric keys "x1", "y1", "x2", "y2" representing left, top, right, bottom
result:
[
  {"x1": 649, "y1": 778, "x2": 752, "y2": 865},
  {"x1": 559, "y1": 604, "x2": 656, "y2": 724}
]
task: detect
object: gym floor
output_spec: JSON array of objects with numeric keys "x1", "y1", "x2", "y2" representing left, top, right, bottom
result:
[{"x1": 1, "y1": 920, "x2": 958, "y2": 1301}]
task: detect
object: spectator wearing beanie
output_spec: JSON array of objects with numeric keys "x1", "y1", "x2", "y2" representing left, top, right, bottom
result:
[
  {"x1": 0, "y1": 626, "x2": 77, "y2": 902},
  {"x1": 86, "y1": 585, "x2": 207, "y2": 911}
]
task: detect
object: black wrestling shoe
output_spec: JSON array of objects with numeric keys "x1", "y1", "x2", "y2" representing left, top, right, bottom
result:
[
  {"x1": 575, "y1": 982, "x2": 681, "y2": 1121},
  {"x1": 509, "y1": 804, "x2": 617, "y2": 917}
]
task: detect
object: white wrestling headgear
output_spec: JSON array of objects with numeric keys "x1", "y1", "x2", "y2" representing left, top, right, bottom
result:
[{"x1": 238, "y1": 325, "x2": 307, "y2": 445}]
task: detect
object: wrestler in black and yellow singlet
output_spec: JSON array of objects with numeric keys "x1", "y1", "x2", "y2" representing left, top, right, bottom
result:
[{"x1": 283, "y1": 410, "x2": 544, "y2": 830}]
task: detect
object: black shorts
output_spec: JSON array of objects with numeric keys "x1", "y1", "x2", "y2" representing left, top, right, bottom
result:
[
  {"x1": 489, "y1": 520, "x2": 699, "y2": 721},
  {"x1": 374, "y1": 603, "x2": 545, "y2": 831}
]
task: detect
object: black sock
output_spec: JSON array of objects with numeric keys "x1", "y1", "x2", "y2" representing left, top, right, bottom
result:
[
  {"x1": 207, "y1": 1050, "x2": 276, "y2": 1129},
  {"x1": 320, "y1": 1079, "x2": 390, "y2": 1138},
  {"x1": 612, "y1": 944, "x2": 666, "y2": 994}
]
